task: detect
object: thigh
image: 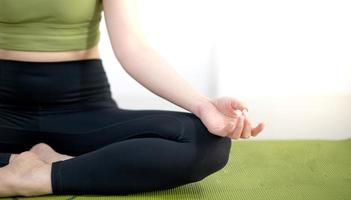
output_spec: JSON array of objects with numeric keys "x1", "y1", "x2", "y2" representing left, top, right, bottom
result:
[{"x1": 39, "y1": 107, "x2": 204, "y2": 156}]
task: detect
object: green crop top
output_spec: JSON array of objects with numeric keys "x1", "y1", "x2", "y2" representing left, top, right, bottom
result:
[{"x1": 0, "y1": 0, "x2": 103, "y2": 52}]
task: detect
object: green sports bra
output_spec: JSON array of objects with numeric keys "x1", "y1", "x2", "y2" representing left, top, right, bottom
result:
[{"x1": 0, "y1": 0, "x2": 103, "y2": 52}]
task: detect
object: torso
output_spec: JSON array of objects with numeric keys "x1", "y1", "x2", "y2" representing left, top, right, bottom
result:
[
  {"x1": 0, "y1": 0, "x2": 103, "y2": 62},
  {"x1": 0, "y1": 46, "x2": 101, "y2": 62}
]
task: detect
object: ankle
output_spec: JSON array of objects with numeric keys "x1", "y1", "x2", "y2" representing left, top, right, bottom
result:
[{"x1": 34, "y1": 163, "x2": 53, "y2": 195}]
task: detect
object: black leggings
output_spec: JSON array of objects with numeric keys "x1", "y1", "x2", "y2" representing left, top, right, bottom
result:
[{"x1": 0, "y1": 58, "x2": 231, "y2": 195}]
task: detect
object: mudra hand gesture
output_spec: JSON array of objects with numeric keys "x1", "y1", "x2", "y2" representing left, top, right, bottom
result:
[{"x1": 197, "y1": 97, "x2": 265, "y2": 139}]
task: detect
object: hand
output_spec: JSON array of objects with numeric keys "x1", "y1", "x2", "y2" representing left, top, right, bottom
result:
[{"x1": 196, "y1": 96, "x2": 265, "y2": 139}]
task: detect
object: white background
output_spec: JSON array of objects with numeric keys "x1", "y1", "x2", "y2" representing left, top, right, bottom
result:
[{"x1": 98, "y1": 0, "x2": 351, "y2": 140}]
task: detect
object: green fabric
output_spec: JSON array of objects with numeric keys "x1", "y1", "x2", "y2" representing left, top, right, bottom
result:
[
  {"x1": 0, "y1": 0, "x2": 103, "y2": 52},
  {"x1": 2, "y1": 139, "x2": 351, "y2": 200}
]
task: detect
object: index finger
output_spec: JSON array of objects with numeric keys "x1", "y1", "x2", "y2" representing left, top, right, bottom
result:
[{"x1": 230, "y1": 98, "x2": 249, "y2": 112}]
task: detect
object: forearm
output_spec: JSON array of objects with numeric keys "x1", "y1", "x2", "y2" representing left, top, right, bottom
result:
[{"x1": 114, "y1": 43, "x2": 212, "y2": 116}]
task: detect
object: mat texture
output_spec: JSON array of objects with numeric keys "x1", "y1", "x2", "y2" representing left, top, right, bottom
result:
[{"x1": 2, "y1": 139, "x2": 351, "y2": 200}]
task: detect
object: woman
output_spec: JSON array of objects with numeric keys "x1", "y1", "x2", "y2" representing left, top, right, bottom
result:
[{"x1": 0, "y1": 0, "x2": 265, "y2": 197}]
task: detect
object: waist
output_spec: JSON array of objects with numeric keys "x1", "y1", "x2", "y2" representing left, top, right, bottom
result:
[
  {"x1": 0, "y1": 58, "x2": 116, "y2": 110},
  {"x1": 0, "y1": 46, "x2": 100, "y2": 62}
]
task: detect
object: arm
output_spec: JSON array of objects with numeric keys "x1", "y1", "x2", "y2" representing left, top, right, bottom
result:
[{"x1": 102, "y1": 0, "x2": 211, "y2": 117}]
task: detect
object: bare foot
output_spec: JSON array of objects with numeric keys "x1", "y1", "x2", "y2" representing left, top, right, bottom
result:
[
  {"x1": 0, "y1": 151, "x2": 52, "y2": 197},
  {"x1": 29, "y1": 143, "x2": 74, "y2": 164}
]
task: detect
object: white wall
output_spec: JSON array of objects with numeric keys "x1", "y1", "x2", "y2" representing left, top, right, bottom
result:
[
  {"x1": 215, "y1": 0, "x2": 351, "y2": 140},
  {"x1": 98, "y1": 0, "x2": 216, "y2": 111},
  {"x1": 98, "y1": 0, "x2": 351, "y2": 140}
]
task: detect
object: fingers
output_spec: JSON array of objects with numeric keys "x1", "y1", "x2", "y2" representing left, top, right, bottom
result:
[
  {"x1": 252, "y1": 122, "x2": 265, "y2": 137},
  {"x1": 228, "y1": 109, "x2": 264, "y2": 140},
  {"x1": 240, "y1": 110, "x2": 252, "y2": 139},
  {"x1": 233, "y1": 109, "x2": 242, "y2": 117},
  {"x1": 229, "y1": 115, "x2": 245, "y2": 139}
]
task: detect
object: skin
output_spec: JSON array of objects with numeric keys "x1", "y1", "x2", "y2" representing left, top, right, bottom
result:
[{"x1": 0, "y1": 0, "x2": 265, "y2": 197}]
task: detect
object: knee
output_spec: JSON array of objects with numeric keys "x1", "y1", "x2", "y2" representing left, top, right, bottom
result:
[
  {"x1": 173, "y1": 112, "x2": 232, "y2": 182},
  {"x1": 190, "y1": 137, "x2": 231, "y2": 182},
  {"x1": 182, "y1": 134, "x2": 231, "y2": 183}
]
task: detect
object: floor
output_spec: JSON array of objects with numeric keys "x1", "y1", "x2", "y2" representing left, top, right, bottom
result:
[{"x1": 2, "y1": 138, "x2": 350, "y2": 200}]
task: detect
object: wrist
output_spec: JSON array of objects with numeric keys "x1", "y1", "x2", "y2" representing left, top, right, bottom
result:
[{"x1": 192, "y1": 96, "x2": 213, "y2": 118}]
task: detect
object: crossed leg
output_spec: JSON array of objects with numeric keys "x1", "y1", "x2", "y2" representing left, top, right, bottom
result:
[{"x1": 0, "y1": 108, "x2": 232, "y2": 197}]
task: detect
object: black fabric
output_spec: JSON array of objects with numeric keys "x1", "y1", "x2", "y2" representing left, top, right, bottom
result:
[
  {"x1": 0, "y1": 58, "x2": 231, "y2": 195},
  {"x1": 0, "y1": 152, "x2": 11, "y2": 166}
]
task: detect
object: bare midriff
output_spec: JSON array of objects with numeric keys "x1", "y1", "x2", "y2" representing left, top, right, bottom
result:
[{"x1": 0, "y1": 46, "x2": 101, "y2": 63}]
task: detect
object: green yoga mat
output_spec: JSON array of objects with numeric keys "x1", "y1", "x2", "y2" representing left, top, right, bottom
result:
[{"x1": 2, "y1": 139, "x2": 351, "y2": 200}]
